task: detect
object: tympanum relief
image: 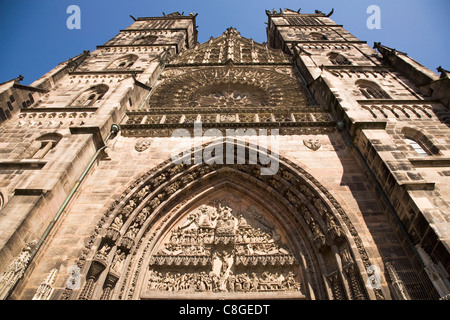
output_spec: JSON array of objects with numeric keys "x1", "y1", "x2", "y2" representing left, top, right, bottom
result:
[{"x1": 143, "y1": 202, "x2": 303, "y2": 298}]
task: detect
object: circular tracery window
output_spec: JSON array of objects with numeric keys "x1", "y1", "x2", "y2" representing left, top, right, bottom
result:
[{"x1": 148, "y1": 68, "x2": 309, "y2": 109}]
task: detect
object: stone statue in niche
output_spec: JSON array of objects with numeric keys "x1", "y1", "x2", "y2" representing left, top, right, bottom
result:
[
  {"x1": 122, "y1": 200, "x2": 136, "y2": 217},
  {"x1": 98, "y1": 244, "x2": 110, "y2": 256},
  {"x1": 146, "y1": 202, "x2": 303, "y2": 296},
  {"x1": 111, "y1": 249, "x2": 126, "y2": 273},
  {"x1": 110, "y1": 215, "x2": 123, "y2": 232},
  {"x1": 215, "y1": 205, "x2": 236, "y2": 234}
]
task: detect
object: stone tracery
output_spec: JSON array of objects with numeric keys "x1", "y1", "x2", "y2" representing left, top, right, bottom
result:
[{"x1": 147, "y1": 67, "x2": 310, "y2": 110}]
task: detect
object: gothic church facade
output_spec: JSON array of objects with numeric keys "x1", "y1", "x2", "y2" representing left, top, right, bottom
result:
[{"x1": 0, "y1": 9, "x2": 449, "y2": 300}]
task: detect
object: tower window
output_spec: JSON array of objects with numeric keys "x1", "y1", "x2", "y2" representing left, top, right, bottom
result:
[
  {"x1": 132, "y1": 35, "x2": 157, "y2": 46},
  {"x1": 328, "y1": 52, "x2": 351, "y2": 65},
  {"x1": 9, "y1": 95, "x2": 15, "y2": 103},
  {"x1": 401, "y1": 127, "x2": 440, "y2": 156},
  {"x1": 287, "y1": 17, "x2": 322, "y2": 26},
  {"x1": 405, "y1": 138, "x2": 428, "y2": 157},
  {"x1": 356, "y1": 80, "x2": 391, "y2": 99},
  {"x1": 310, "y1": 32, "x2": 328, "y2": 41},
  {"x1": 7, "y1": 101, "x2": 13, "y2": 111},
  {"x1": 28, "y1": 93, "x2": 34, "y2": 104},
  {"x1": 21, "y1": 133, "x2": 63, "y2": 159},
  {"x1": 71, "y1": 84, "x2": 109, "y2": 107},
  {"x1": 107, "y1": 54, "x2": 138, "y2": 70}
]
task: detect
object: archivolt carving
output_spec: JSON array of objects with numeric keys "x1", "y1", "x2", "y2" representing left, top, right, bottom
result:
[{"x1": 66, "y1": 140, "x2": 383, "y2": 300}]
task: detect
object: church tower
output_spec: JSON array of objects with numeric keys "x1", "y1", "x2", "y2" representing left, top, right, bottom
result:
[
  {"x1": 0, "y1": 10, "x2": 448, "y2": 301},
  {"x1": 267, "y1": 8, "x2": 450, "y2": 299}
]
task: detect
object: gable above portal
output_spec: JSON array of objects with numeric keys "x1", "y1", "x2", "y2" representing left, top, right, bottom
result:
[{"x1": 167, "y1": 27, "x2": 291, "y2": 66}]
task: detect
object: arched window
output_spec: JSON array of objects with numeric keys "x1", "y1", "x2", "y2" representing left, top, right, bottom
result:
[
  {"x1": 20, "y1": 133, "x2": 63, "y2": 159},
  {"x1": 328, "y1": 52, "x2": 351, "y2": 65},
  {"x1": 310, "y1": 32, "x2": 328, "y2": 41},
  {"x1": 401, "y1": 127, "x2": 440, "y2": 156},
  {"x1": 131, "y1": 35, "x2": 157, "y2": 46},
  {"x1": 356, "y1": 80, "x2": 391, "y2": 99},
  {"x1": 107, "y1": 54, "x2": 138, "y2": 70},
  {"x1": 71, "y1": 84, "x2": 109, "y2": 107},
  {"x1": 405, "y1": 138, "x2": 428, "y2": 157}
]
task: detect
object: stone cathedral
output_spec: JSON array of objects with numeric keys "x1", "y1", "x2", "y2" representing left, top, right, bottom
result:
[{"x1": 0, "y1": 9, "x2": 449, "y2": 301}]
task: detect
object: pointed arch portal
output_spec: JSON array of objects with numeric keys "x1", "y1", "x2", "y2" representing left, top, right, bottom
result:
[{"x1": 70, "y1": 139, "x2": 384, "y2": 300}]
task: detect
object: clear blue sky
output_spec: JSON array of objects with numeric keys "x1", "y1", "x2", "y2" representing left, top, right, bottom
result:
[{"x1": 0, "y1": 0, "x2": 448, "y2": 85}]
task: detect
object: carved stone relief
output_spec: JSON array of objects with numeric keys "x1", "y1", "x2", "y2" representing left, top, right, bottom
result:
[
  {"x1": 147, "y1": 67, "x2": 310, "y2": 110},
  {"x1": 134, "y1": 139, "x2": 152, "y2": 152},
  {"x1": 144, "y1": 202, "x2": 302, "y2": 297},
  {"x1": 304, "y1": 138, "x2": 321, "y2": 151}
]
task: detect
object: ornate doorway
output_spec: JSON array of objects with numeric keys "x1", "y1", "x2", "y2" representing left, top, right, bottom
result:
[{"x1": 67, "y1": 140, "x2": 382, "y2": 300}]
